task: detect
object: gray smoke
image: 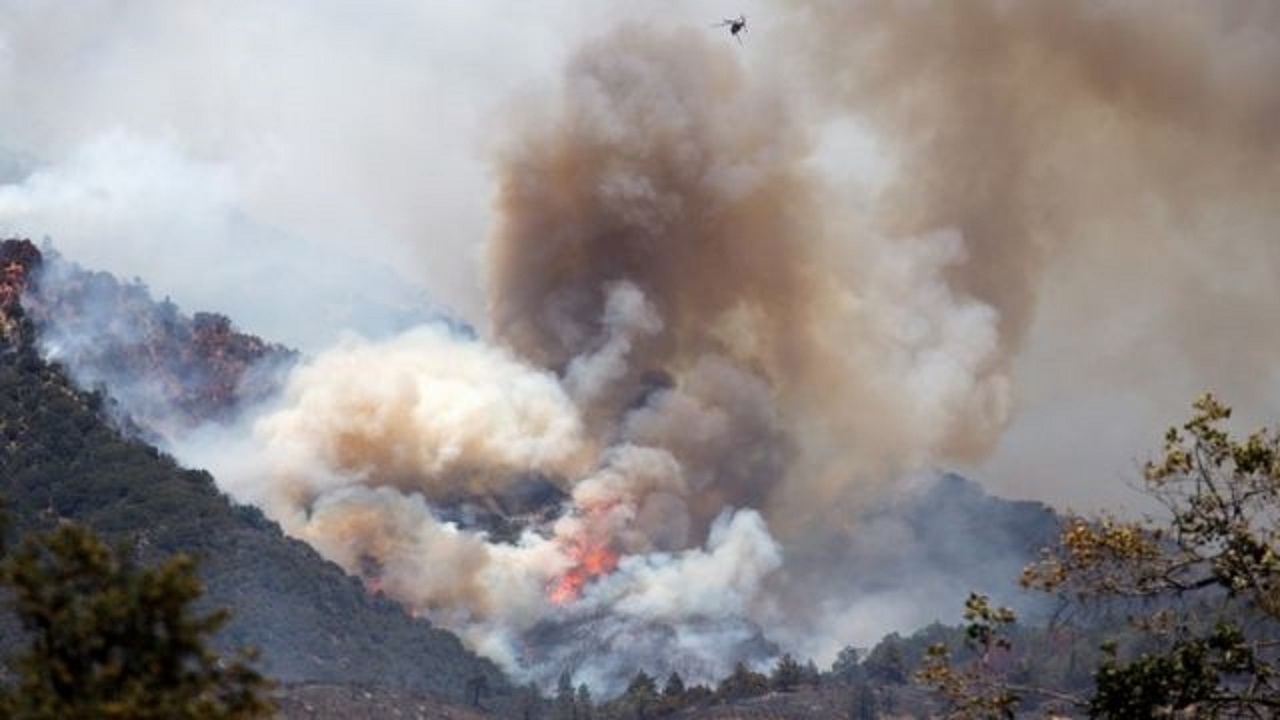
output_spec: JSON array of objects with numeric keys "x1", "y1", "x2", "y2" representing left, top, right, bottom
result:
[
  {"x1": 6, "y1": 0, "x2": 1280, "y2": 696},
  {"x1": 783, "y1": 0, "x2": 1280, "y2": 506},
  {"x1": 190, "y1": 24, "x2": 1023, "y2": 688}
]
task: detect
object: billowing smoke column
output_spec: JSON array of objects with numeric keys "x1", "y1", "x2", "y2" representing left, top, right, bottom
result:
[
  {"x1": 784, "y1": 0, "x2": 1280, "y2": 432},
  {"x1": 212, "y1": 299, "x2": 790, "y2": 688},
  {"x1": 489, "y1": 24, "x2": 1012, "y2": 519},
  {"x1": 23, "y1": 0, "x2": 1280, "y2": 697},
  {"x1": 192, "y1": 23, "x2": 1016, "y2": 690}
]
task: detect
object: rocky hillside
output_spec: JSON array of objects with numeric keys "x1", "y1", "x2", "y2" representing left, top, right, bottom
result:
[
  {"x1": 0, "y1": 238, "x2": 510, "y2": 707},
  {"x1": 3, "y1": 239, "x2": 296, "y2": 435}
]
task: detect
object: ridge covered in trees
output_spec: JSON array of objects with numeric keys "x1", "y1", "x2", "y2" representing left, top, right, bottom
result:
[
  {"x1": 0, "y1": 238, "x2": 509, "y2": 706},
  {"x1": 0, "y1": 519, "x2": 273, "y2": 719}
]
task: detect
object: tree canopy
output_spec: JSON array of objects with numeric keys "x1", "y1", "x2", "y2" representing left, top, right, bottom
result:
[
  {"x1": 0, "y1": 521, "x2": 272, "y2": 719},
  {"x1": 921, "y1": 395, "x2": 1280, "y2": 718}
]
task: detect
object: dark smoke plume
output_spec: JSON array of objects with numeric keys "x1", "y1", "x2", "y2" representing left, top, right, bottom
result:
[
  {"x1": 489, "y1": 24, "x2": 1013, "y2": 527},
  {"x1": 14, "y1": 0, "x2": 1280, "y2": 695}
]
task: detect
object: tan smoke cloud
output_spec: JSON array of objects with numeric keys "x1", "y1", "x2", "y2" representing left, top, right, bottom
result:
[
  {"x1": 252, "y1": 324, "x2": 592, "y2": 509},
  {"x1": 301, "y1": 487, "x2": 515, "y2": 618},
  {"x1": 620, "y1": 355, "x2": 789, "y2": 538},
  {"x1": 787, "y1": 0, "x2": 1280, "y2": 401},
  {"x1": 777, "y1": 0, "x2": 1280, "y2": 507},
  {"x1": 186, "y1": 2, "x2": 1280, "y2": 686},
  {"x1": 489, "y1": 25, "x2": 821, "y2": 382},
  {"x1": 488, "y1": 23, "x2": 1014, "y2": 529},
  {"x1": 211, "y1": 303, "x2": 784, "y2": 677}
]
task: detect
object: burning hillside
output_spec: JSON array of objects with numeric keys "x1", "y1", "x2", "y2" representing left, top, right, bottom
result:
[
  {"x1": 4, "y1": 0, "x2": 1279, "y2": 701},
  {"x1": 0, "y1": 240, "x2": 40, "y2": 340},
  {"x1": 152, "y1": 26, "x2": 1021, "y2": 691},
  {"x1": 0, "y1": 239, "x2": 296, "y2": 436}
]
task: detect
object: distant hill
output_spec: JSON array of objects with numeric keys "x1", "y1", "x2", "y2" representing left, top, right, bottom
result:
[
  {"x1": 867, "y1": 471, "x2": 1060, "y2": 602},
  {"x1": 11, "y1": 239, "x2": 297, "y2": 436},
  {"x1": 0, "y1": 239, "x2": 510, "y2": 708}
]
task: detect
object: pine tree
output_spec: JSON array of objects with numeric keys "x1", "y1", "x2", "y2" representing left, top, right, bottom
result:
[
  {"x1": 771, "y1": 653, "x2": 803, "y2": 692},
  {"x1": 863, "y1": 635, "x2": 907, "y2": 684},
  {"x1": 465, "y1": 674, "x2": 490, "y2": 708},
  {"x1": 575, "y1": 684, "x2": 593, "y2": 720},
  {"x1": 802, "y1": 659, "x2": 821, "y2": 687},
  {"x1": 662, "y1": 670, "x2": 685, "y2": 699},
  {"x1": 518, "y1": 682, "x2": 542, "y2": 720},
  {"x1": 0, "y1": 522, "x2": 271, "y2": 719},
  {"x1": 555, "y1": 670, "x2": 576, "y2": 720},
  {"x1": 623, "y1": 670, "x2": 657, "y2": 719},
  {"x1": 850, "y1": 681, "x2": 877, "y2": 720},
  {"x1": 830, "y1": 645, "x2": 862, "y2": 684},
  {"x1": 716, "y1": 661, "x2": 768, "y2": 701}
]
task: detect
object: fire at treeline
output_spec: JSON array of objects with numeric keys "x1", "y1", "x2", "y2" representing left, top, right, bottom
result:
[{"x1": 1, "y1": 0, "x2": 1279, "y2": 716}]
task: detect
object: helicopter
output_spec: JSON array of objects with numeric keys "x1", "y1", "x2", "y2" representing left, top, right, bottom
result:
[{"x1": 714, "y1": 14, "x2": 747, "y2": 44}]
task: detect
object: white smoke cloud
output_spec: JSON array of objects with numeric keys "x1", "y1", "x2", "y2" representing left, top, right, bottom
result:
[
  {"x1": 184, "y1": 301, "x2": 789, "y2": 690},
  {"x1": 558, "y1": 509, "x2": 783, "y2": 690},
  {"x1": 12, "y1": 13, "x2": 1033, "y2": 694},
  {"x1": 0, "y1": 130, "x2": 442, "y2": 350},
  {"x1": 0, "y1": 1, "x2": 774, "y2": 346},
  {"x1": 11, "y1": 0, "x2": 1280, "y2": 700},
  {"x1": 249, "y1": 324, "x2": 591, "y2": 506},
  {"x1": 565, "y1": 280, "x2": 663, "y2": 407},
  {"x1": 601, "y1": 510, "x2": 781, "y2": 621},
  {"x1": 0, "y1": 131, "x2": 237, "y2": 278},
  {"x1": 831, "y1": 228, "x2": 1010, "y2": 465},
  {"x1": 0, "y1": 1, "x2": 605, "y2": 348}
]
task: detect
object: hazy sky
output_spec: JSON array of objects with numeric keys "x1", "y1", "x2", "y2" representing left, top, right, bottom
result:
[
  {"x1": 2, "y1": 0, "x2": 1277, "y2": 515},
  {"x1": 0, "y1": 1, "x2": 775, "y2": 337}
]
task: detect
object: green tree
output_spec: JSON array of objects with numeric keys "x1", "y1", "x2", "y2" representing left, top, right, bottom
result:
[
  {"x1": 681, "y1": 683, "x2": 714, "y2": 706},
  {"x1": 923, "y1": 396, "x2": 1280, "y2": 718},
  {"x1": 518, "y1": 681, "x2": 543, "y2": 720},
  {"x1": 863, "y1": 634, "x2": 907, "y2": 685},
  {"x1": 575, "y1": 683, "x2": 594, "y2": 720},
  {"x1": 849, "y1": 681, "x2": 877, "y2": 720},
  {"x1": 770, "y1": 652, "x2": 803, "y2": 692},
  {"x1": 1029, "y1": 395, "x2": 1280, "y2": 717},
  {"x1": 555, "y1": 670, "x2": 576, "y2": 720},
  {"x1": 466, "y1": 674, "x2": 491, "y2": 708},
  {"x1": 916, "y1": 593, "x2": 1023, "y2": 719},
  {"x1": 622, "y1": 671, "x2": 657, "y2": 719},
  {"x1": 0, "y1": 522, "x2": 271, "y2": 719},
  {"x1": 830, "y1": 645, "x2": 862, "y2": 684},
  {"x1": 662, "y1": 670, "x2": 685, "y2": 699},
  {"x1": 801, "y1": 659, "x2": 821, "y2": 687},
  {"x1": 716, "y1": 661, "x2": 768, "y2": 701}
]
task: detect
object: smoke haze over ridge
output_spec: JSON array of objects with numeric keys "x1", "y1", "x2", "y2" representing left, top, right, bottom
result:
[{"x1": 3, "y1": 0, "x2": 1280, "y2": 693}]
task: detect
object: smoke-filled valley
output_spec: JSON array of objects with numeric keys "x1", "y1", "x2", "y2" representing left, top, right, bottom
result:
[{"x1": 3, "y1": 0, "x2": 1280, "y2": 709}]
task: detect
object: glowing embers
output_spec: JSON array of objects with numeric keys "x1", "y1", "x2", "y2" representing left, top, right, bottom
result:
[{"x1": 548, "y1": 537, "x2": 619, "y2": 605}]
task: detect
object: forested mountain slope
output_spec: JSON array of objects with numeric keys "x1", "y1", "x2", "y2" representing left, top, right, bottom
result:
[{"x1": 0, "y1": 239, "x2": 509, "y2": 707}]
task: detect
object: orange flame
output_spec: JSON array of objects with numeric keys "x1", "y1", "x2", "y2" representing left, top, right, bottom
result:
[{"x1": 548, "y1": 540, "x2": 619, "y2": 605}]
